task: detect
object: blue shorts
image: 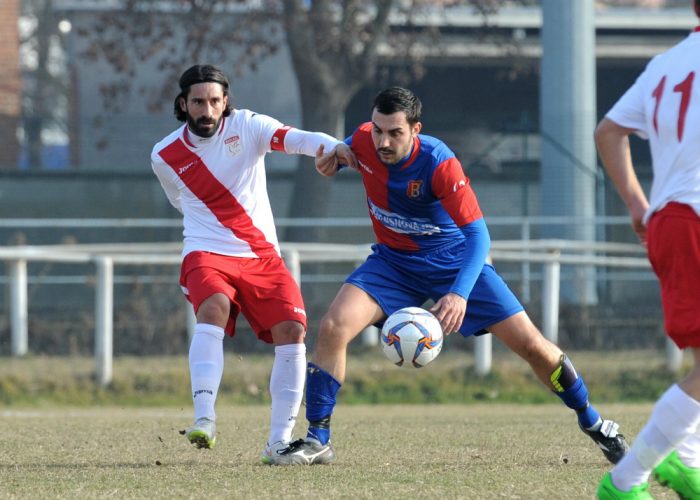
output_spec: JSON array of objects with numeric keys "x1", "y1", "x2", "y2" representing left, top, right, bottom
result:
[{"x1": 346, "y1": 242, "x2": 524, "y2": 337}]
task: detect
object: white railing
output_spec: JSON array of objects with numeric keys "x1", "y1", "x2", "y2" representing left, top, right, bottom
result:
[
  {"x1": 0, "y1": 239, "x2": 681, "y2": 386},
  {"x1": 0, "y1": 214, "x2": 635, "y2": 304}
]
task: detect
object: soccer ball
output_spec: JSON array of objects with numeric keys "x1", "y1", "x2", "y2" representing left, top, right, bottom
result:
[{"x1": 380, "y1": 307, "x2": 444, "y2": 368}]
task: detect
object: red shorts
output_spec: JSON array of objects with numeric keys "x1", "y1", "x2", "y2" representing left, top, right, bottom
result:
[
  {"x1": 179, "y1": 251, "x2": 307, "y2": 343},
  {"x1": 647, "y1": 202, "x2": 700, "y2": 348}
]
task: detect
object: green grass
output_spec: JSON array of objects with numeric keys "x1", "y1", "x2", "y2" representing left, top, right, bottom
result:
[
  {"x1": 0, "y1": 404, "x2": 679, "y2": 499},
  {"x1": 0, "y1": 349, "x2": 689, "y2": 407},
  {"x1": 0, "y1": 350, "x2": 690, "y2": 498}
]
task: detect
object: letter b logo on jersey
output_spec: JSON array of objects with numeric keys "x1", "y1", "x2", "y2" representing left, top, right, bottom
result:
[{"x1": 407, "y1": 180, "x2": 423, "y2": 199}]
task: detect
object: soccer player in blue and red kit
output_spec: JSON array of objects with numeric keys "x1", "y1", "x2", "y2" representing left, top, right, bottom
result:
[{"x1": 267, "y1": 87, "x2": 629, "y2": 466}]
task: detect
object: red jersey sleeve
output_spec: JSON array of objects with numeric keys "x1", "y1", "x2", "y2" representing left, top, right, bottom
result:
[{"x1": 431, "y1": 158, "x2": 483, "y2": 226}]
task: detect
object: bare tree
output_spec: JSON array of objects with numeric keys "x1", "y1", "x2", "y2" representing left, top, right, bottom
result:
[
  {"x1": 21, "y1": 0, "x2": 71, "y2": 170},
  {"x1": 0, "y1": 0, "x2": 21, "y2": 171},
  {"x1": 76, "y1": 0, "x2": 519, "y2": 235},
  {"x1": 281, "y1": 0, "x2": 393, "y2": 239}
]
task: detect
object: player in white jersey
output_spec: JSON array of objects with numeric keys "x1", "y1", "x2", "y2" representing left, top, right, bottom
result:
[
  {"x1": 151, "y1": 64, "x2": 355, "y2": 461},
  {"x1": 595, "y1": 2, "x2": 700, "y2": 498}
]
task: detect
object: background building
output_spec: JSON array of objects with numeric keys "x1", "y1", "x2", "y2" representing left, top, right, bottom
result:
[{"x1": 1, "y1": 1, "x2": 693, "y2": 354}]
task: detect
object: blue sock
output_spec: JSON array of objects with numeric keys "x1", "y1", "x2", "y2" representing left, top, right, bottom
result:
[
  {"x1": 305, "y1": 363, "x2": 341, "y2": 445},
  {"x1": 550, "y1": 355, "x2": 601, "y2": 429},
  {"x1": 553, "y1": 376, "x2": 601, "y2": 429}
]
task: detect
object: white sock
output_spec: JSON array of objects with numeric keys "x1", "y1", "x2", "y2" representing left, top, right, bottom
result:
[
  {"x1": 268, "y1": 343, "x2": 306, "y2": 445},
  {"x1": 189, "y1": 323, "x2": 225, "y2": 421},
  {"x1": 677, "y1": 431, "x2": 700, "y2": 468},
  {"x1": 612, "y1": 384, "x2": 700, "y2": 491}
]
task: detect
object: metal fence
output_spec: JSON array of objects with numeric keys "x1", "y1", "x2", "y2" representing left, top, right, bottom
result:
[{"x1": 0, "y1": 237, "x2": 681, "y2": 386}]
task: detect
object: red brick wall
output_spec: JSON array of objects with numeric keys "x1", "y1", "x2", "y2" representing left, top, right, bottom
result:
[{"x1": 0, "y1": 0, "x2": 21, "y2": 170}]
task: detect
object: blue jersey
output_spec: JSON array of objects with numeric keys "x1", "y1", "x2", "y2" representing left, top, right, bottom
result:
[
  {"x1": 344, "y1": 123, "x2": 524, "y2": 334},
  {"x1": 346, "y1": 122, "x2": 483, "y2": 253}
]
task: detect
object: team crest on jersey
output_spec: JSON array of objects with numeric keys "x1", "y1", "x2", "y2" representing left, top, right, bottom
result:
[
  {"x1": 225, "y1": 135, "x2": 242, "y2": 156},
  {"x1": 406, "y1": 180, "x2": 423, "y2": 198}
]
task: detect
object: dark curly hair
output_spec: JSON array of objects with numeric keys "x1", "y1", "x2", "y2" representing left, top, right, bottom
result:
[
  {"x1": 372, "y1": 87, "x2": 422, "y2": 125},
  {"x1": 173, "y1": 64, "x2": 233, "y2": 122}
]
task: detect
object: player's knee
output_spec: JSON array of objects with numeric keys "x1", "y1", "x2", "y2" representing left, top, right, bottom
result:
[
  {"x1": 318, "y1": 314, "x2": 352, "y2": 348},
  {"x1": 271, "y1": 320, "x2": 306, "y2": 345},
  {"x1": 518, "y1": 333, "x2": 558, "y2": 367},
  {"x1": 196, "y1": 294, "x2": 230, "y2": 326},
  {"x1": 319, "y1": 313, "x2": 340, "y2": 336},
  {"x1": 686, "y1": 350, "x2": 700, "y2": 381}
]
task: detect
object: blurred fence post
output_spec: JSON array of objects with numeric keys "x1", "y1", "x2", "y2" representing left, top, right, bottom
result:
[
  {"x1": 10, "y1": 259, "x2": 28, "y2": 356},
  {"x1": 520, "y1": 218, "x2": 531, "y2": 303},
  {"x1": 542, "y1": 250, "x2": 561, "y2": 343},
  {"x1": 283, "y1": 249, "x2": 301, "y2": 285},
  {"x1": 475, "y1": 255, "x2": 495, "y2": 375},
  {"x1": 362, "y1": 326, "x2": 379, "y2": 346},
  {"x1": 95, "y1": 257, "x2": 113, "y2": 387},
  {"x1": 474, "y1": 334, "x2": 492, "y2": 376},
  {"x1": 187, "y1": 304, "x2": 196, "y2": 344},
  {"x1": 666, "y1": 338, "x2": 683, "y2": 373}
]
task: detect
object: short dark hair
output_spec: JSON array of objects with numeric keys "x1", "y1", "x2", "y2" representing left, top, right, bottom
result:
[
  {"x1": 173, "y1": 64, "x2": 233, "y2": 122},
  {"x1": 372, "y1": 87, "x2": 422, "y2": 125}
]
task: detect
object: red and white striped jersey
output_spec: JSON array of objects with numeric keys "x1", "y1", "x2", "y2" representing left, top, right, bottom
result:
[
  {"x1": 151, "y1": 109, "x2": 340, "y2": 258},
  {"x1": 606, "y1": 28, "x2": 700, "y2": 223}
]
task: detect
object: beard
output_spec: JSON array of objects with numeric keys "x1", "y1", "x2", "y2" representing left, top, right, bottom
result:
[
  {"x1": 186, "y1": 113, "x2": 221, "y2": 138},
  {"x1": 377, "y1": 145, "x2": 412, "y2": 166},
  {"x1": 377, "y1": 148, "x2": 396, "y2": 164}
]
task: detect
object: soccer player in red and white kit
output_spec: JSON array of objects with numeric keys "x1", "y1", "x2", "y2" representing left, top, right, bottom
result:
[
  {"x1": 595, "y1": 3, "x2": 700, "y2": 498},
  {"x1": 151, "y1": 64, "x2": 355, "y2": 461}
]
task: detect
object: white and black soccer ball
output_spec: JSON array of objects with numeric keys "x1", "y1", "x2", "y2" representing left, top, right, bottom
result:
[{"x1": 380, "y1": 307, "x2": 444, "y2": 368}]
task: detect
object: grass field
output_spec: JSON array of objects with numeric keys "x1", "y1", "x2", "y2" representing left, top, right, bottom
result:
[
  {"x1": 0, "y1": 403, "x2": 681, "y2": 499},
  {"x1": 0, "y1": 350, "x2": 691, "y2": 498}
]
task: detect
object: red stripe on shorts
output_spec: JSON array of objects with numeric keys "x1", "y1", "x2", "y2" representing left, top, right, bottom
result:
[{"x1": 158, "y1": 139, "x2": 278, "y2": 258}]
